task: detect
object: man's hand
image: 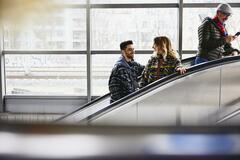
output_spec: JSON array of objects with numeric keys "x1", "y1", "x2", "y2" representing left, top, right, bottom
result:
[
  {"x1": 225, "y1": 35, "x2": 236, "y2": 43},
  {"x1": 231, "y1": 51, "x2": 239, "y2": 56}
]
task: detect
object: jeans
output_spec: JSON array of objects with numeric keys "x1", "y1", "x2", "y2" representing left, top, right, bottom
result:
[{"x1": 194, "y1": 56, "x2": 208, "y2": 65}]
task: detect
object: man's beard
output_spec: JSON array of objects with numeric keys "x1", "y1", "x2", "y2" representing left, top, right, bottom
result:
[{"x1": 127, "y1": 53, "x2": 134, "y2": 59}]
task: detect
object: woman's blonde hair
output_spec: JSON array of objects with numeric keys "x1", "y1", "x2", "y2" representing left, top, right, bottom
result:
[{"x1": 153, "y1": 36, "x2": 177, "y2": 59}]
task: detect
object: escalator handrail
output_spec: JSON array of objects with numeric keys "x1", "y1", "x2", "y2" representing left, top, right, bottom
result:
[
  {"x1": 83, "y1": 55, "x2": 240, "y2": 123},
  {"x1": 56, "y1": 92, "x2": 110, "y2": 121},
  {"x1": 181, "y1": 56, "x2": 195, "y2": 64},
  {"x1": 56, "y1": 56, "x2": 196, "y2": 122}
]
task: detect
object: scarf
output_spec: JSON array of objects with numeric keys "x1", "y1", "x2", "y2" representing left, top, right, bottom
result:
[{"x1": 212, "y1": 16, "x2": 228, "y2": 36}]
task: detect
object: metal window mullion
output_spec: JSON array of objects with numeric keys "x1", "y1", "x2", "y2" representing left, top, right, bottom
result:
[
  {"x1": 178, "y1": 0, "x2": 183, "y2": 60},
  {"x1": 175, "y1": 0, "x2": 183, "y2": 125},
  {"x1": 0, "y1": 25, "x2": 5, "y2": 112},
  {"x1": 5, "y1": 95, "x2": 88, "y2": 99},
  {"x1": 90, "y1": 3, "x2": 178, "y2": 8},
  {"x1": 2, "y1": 50, "x2": 86, "y2": 55},
  {"x1": 182, "y1": 50, "x2": 197, "y2": 55},
  {"x1": 91, "y1": 50, "x2": 198, "y2": 55},
  {"x1": 46, "y1": 2, "x2": 240, "y2": 9},
  {"x1": 35, "y1": 3, "x2": 240, "y2": 9},
  {"x1": 183, "y1": 3, "x2": 240, "y2": 8},
  {"x1": 91, "y1": 50, "x2": 153, "y2": 54},
  {"x1": 3, "y1": 50, "x2": 198, "y2": 55},
  {"x1": 86, "y1": 0, "x2": 92, "y2": 102}
]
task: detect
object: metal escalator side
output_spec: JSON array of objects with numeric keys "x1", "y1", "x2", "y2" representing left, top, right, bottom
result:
[
  {"x1": 56, "y1": 92, "x2": 110, "y2": 122},
  {"x1": 82, "y1": 55, "x2": 240, "y2": 126},
  {"x1": 56, "y1": 56, "x2": 196, "y2": 123}
]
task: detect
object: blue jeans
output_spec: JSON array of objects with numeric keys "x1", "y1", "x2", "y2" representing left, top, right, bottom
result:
[{"x1": 194, "y1": 56, "x2": 208, "y2": 65}]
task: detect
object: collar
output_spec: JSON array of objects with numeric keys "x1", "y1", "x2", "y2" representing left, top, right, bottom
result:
[{"x1": 117, "y1": 55, "x2": 134, "y2": 69}]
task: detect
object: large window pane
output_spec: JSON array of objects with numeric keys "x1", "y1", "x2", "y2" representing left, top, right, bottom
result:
[
  {"x1": 183, "y1": 8, "x2": 240, "y2": 50},
  {"x1": 4, "y1": 9, "x2": 86, "y2": 50},
  {"x1": 54, "y1": 0, "x2": 86, "y2": 4},
  {"x1": 5, "y1": 54, "x2": 87, "y2": 96},
  {"x1": 92, "y1": 54, "x2": 150, "y2": 96},
  {"x1": 91, "y1": 0, "x2": 177, "y2": 3},
  {"x1": 228, "y1": 9, "x2": 240, "y2": 49},
  {"x1": 182, "y1": 54, "x2": 195, "y2": 59},
  {"x1": 91, "y1": 9, "x2": 178, "y2": 50}
]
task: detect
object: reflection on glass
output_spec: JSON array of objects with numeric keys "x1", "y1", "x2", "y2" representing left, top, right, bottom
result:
[
  {"x1": 3, "y1": 9, "x2": 86, "y2": 50},
  {"x1": 183, "y1": 8, "x2": 240, "y2": 50},
  {"x1": 92, "y1": 54, "x2": 150, "y2": 96},
  {"x1": 91, "y1": 9, "x2": 178, "y2": 50},
  {"x1": 5, "y1": 54, "x2": 87, "y2": 96}
]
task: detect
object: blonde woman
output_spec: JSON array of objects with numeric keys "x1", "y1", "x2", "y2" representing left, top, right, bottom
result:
[{"x1": 140, "y1": 36, "x2": 186, "y2": 87}]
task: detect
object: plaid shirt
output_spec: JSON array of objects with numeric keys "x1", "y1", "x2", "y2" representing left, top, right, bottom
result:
[
  {"x1": 140, "y1": 53, "x2": 181, "y2": 87},
  {"x1": 109, "y1": 56, "x2": 144, "y2": 103}
]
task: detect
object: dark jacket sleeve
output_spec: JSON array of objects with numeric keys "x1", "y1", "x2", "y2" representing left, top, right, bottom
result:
[
  {"x1": 174, "y1": 57, "x2": 182, "y2": 71},
  {"x1": 136, "y1": 63, "x2": 145, "y2": 77},
  {"x1": 117, "y1": 67, "x2": 135, "y2": 94},
  {"x1": 139, "y1": 59, "x2": 152, "y2": 88},
  {"x1": 199, "y1": 21, "x2": 226, "y2": 51}
]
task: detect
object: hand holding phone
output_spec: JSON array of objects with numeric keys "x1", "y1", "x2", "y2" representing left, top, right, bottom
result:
[
  {"x1": 235, "y1": 32, "x2": 240, "y2": 36},
  {"x1": 225, "y1": 35, "x2": 235, "y2": 43}
]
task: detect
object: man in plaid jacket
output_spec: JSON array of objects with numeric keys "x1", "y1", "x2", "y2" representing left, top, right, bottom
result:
[{"x1": 109, "y1": 40, "x2": 144, "y2": 103}]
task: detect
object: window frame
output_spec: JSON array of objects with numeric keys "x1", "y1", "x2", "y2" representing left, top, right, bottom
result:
[{"x1": 1, "y1": 1, "x2": 240, "y2": 113}]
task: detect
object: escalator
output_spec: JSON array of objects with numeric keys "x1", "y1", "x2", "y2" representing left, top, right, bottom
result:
[
  {"x1": 58, "y1": 55, "x2": 240, "y2": 126},
  {"x1": 78, "y1": 55, "x2": 240, "y2": 126},
  {"x1": 56, "y1": 56, "x2": 196, "y2": 123}
]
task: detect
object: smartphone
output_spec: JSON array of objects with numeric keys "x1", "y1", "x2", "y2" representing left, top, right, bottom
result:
[{"x1": 235, "y1": 32, "x2": 240, "y2": 36}]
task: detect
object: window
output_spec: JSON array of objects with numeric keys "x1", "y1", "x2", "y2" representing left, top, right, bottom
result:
[
  {"x1": 3, "y1": 1, "x2": 240, "y2": 98},
  {"x1": 5, "y1": 54, "x2": 87, "y2": 96},
  {"x1": 227, "y1": 9, "x2": 240, "y2": 49},
  {"x1": 54, "y1": 0, "x2": 86, "y2": 4},
  {"x1": 91, "y1": 9, "x2": 178, "y2": 50},
  {"x1": 183, "y1": 8, "x2": 240, "y2": 50},
  {"x1": 182, "y1": 54, "x2": 196, "y2": 59},
  {"x1": 3, "y1": 9, "x2": 86, "y2": 50},
  {"x1": 183, "y1": 8, "x2": 215, "y2": 50}
]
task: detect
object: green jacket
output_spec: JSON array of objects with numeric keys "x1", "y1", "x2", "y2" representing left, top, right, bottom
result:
[{"x1": 140, "y1": 53, "x2": 181, "y2": 88}]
